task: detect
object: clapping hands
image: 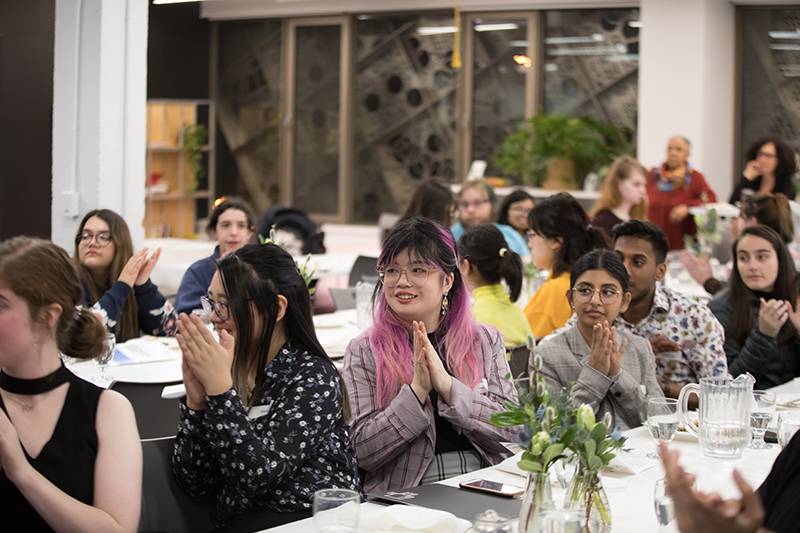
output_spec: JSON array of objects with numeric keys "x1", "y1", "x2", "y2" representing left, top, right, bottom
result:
[
  {"x1": 410, "y1": 321, "x2": 453, "y2": 404},
  {"x1": 117, "y1": 248, "x2": 162, "y2": 288},
  {"x1": 176, "y1": 313, "x2": 236, "y2": 405},
  {"x1": 588, "y1": 321, "x2": 626, "y2": 377}
]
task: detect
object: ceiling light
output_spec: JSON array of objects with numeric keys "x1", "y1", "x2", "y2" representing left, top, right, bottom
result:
[
  {"x1": 416, "y1": 26, "x2": 457, "y2": 36},
  {"x1": 769, "y1": 29, "x2": 800, "y2": 39},
  {"x1": 475, "y1": 23, "x2": 520, "y2": 32},
  {"x1": 770, "y1": 43, "x2": 800, "y2": 51},
  {"x1": 153, "y1": 0, "x2": 206, "y2": 4},
  {"x1": 545, "y1": 33, "x2": 604, "y2": 45}
]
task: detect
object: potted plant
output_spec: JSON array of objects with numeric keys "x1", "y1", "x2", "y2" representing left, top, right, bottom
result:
[
  {"x1": 181, "y1": 123, "x2": 208, "y2": 194},
  {"x1": 492, "y1": 114, "x2": 630, "y2": 189}
]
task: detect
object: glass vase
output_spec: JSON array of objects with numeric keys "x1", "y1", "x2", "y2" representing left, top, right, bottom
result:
[
  {"x1": 518, "y1": 471, "x2": 554, "y2": 533},
  {"x1": 565, "y1": 468, "x2": 611, "y2": 533}
]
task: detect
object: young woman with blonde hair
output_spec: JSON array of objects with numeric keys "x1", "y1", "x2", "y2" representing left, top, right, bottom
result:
[{"x1": 590, "y1": 155, "x2": 649, "y2": 236}]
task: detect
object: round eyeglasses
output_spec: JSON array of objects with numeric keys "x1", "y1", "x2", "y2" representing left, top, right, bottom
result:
[
  {"x1": 378, "y1": 265, "x2": 434, "y2": 288},
  {"x1": 78, "y1": 231, "x2": 113, "y2": 247},
  {"x1": 200, "y1": 295, "x2": 230, "y2": 321},
  {"x1": 571, "y1": 286, "x2": 622, "y2": 304}
]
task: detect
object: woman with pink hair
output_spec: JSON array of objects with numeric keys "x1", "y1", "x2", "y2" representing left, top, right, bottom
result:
[{"x1": 342, "y1": 216, "x2": 518, "y2": 493}]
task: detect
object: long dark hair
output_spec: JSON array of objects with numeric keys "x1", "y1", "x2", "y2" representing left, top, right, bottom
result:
[
  {"x1": 217, "y1": 243, "x2": 348, "y2": 416},
  {"x1": 1, "y1": 237, "x2": 106, "y2": 359},
  {"x1": 570, "y1": 249, "x2": 630, "y2": 292},
  {"x1": 746, "y1": 137, "x2": 797, "y2": 188},
  {"x1": 729, "y1": 225, "x2": 797, "y2": 345},
  {"x1": 457, "y1": 224, "x2": 523, "y2": 302},
  {"x1": 528, "y1": 192, "x2": 610, "y2": 277},
  {"x1": 402, "y1": 178, "x2": 455, "y2": 228},
  {"x1": 73, "y1": 209, "x2": 139, "y2": 342},
  {"x1": 497, "y1": 189, "x2": 535, "y2": 227}
]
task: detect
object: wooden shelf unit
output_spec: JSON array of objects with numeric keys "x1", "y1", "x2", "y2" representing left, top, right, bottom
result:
[{"x1": 144, "y1": 100, "x2": 215, "y2": 238}]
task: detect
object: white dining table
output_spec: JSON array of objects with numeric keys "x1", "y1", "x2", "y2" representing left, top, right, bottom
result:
[{"x1": 259, "y1": 378, "x2": 800, "y2": 533}]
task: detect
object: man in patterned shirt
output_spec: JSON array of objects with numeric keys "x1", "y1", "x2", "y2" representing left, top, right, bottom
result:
[{"x1": 610, "y1": 220, "x2": 728, "y2": 397}]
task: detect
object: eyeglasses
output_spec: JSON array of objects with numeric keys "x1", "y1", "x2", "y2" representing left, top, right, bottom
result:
[
  {"x1": 201, "y1": 295, "x2": 230, "y2": 321},
  {"x1": 571, "y1": 286, "x2": 622, "y2": 304},
  {"x1": 78, "y1": 231, "x2": 113, "y2": 247},
  {"x1": 757, "y1": 150, "x2": 777, "y2": 159},
  {"x1": 378, "y1": 265, "x2": 434, "y2": 287},
  {"x1": 457, "y1": 199, "x2": 490, "y2": 211}
]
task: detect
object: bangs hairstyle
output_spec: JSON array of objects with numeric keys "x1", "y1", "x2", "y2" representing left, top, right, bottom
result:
[
  {"x1": 589, "y1": 156, "x2": 648, "y2": 220},
  {"x1": 206, "y1": 196, "x2": 257, "y2": 235},
  {"x1": 528, "y1": 192, "x2": 610, "y2": 277},
  {"x1": 73, "y1": 209, "x2": 139, "y2": 342},
  {"x1": 217, "y1": 243, "x2": 348, "y2": 416},
  {"x1": 370, "y1": 216, "x2": 482, "y2": 408},
  {"x1": 729, "y1": 225, "x2": 797, "y2": 345},
  {"x1": 740, "y1": 193, "x2": 794, "y2": 244},
  {"x1": 497, "y1": 189, "x2": 535, "y2": 227},
  {"x1": 570, "y1": 249, "x2": 630, "y2": 292},
  {"x1": 1, "y1": 237, "x2": 105, "y2": 359},
  {"x1": 746, "y1": 137, "x2": 797, "y2": 182}
]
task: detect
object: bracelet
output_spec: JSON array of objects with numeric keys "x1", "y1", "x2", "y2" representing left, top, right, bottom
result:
[{"x1": 408, "y1": 384, "x2": 424, "y2": 407}]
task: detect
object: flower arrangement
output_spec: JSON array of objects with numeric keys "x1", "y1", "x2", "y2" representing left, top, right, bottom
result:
[
  {"x1": 491, "y1": 339, "x2": 625, "y2": 532},
  {"x1": 259, "y1": 226, "x2": 316, "y2": 296},
  {"x1": 684, "y1": 206, "x2": 721, "y2": 257}
]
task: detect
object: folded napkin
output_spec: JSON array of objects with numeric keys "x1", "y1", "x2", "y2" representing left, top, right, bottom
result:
[
  {"x1": 360, "y1": 505, "x2": 471, "y2": 533},
  {"x1": 605, "y1": 450, "x2": 657, "y2": 475}
]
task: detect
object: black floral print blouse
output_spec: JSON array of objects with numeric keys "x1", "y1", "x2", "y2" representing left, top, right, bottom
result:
[{"x1": 172, "y1": 341, "x2": 361, "y2": 524}]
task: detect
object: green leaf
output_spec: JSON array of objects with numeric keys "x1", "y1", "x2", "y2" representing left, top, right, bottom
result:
[
  {"x1": 591, "y1": 421, "x2": 607, "y2": 443},
  {"x1": 589, "y1": 456, "x2": 603, "y2": 471},
  {"x1": 543, "y1": 443, "x2": 565, "y2": 467},
  {"x1": 585, "y1": 439, "x2": 596, "y2": 459},
  {"x1": 518, "y1": 459, "x2": 543, "y2": 473},
  {"x1": 561, "y1": 425, "x2": 576, "y2": 447},
  {"x1": 490, "y1": 412, "x2": 527, "y2": 427},
  {"x1": 600, "y1": 452, "x2": 616, "y2": 464}
]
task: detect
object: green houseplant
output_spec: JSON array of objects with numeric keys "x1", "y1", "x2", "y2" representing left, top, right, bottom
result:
[
  {"x1": 492, "y1": 114, "x2": 629, "y2": 189},
  {"x1": 181, "y1": 124, "x2": 208, "y2": 194}
]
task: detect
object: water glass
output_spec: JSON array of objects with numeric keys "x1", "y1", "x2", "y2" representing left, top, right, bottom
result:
[
  {"x1": 749, "y1": 390, "x2": 776, "y2": 449},
  {"x1": 96, "y1": 333, "x2": 116, "y2": 379},
  {"x1": 473, "y1": 509, "x2": 513, "y2": 533},
  {"x1": 313, "y1": 488, "x2": 360, "y2": 533},
  {"x1": 653, "y1": 478, "x2": 674, "y2": 528},
  {"x1": 778, "y1": 412, "x2": 800, "y2": 448},
  {"x1": 647, "y1": 397, "x2": 679, "y2": 458}
]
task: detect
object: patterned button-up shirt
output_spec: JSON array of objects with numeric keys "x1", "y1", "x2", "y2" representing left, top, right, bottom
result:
[
  {"x1": 616, "y1": 285, "x2": 728, "y2": 386},
  {"x1": 172, "y1": 341, "x2": 360, "y2": 525}
]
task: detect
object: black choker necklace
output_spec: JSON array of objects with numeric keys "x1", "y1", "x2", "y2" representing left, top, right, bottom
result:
[{"x1": 0, "y1": 363, "x2": 71, "y2": 395}]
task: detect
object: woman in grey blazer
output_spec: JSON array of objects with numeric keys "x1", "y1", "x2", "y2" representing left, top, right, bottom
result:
[{"x1": 536, "y1": 249, "x2": 663, "y2": 430}]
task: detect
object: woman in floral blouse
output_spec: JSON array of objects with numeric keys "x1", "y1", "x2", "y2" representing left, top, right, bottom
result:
[
  {"x1": 343, "y1": 216, "x2": 518, "y2": 494},
  {"x1": 172, "y1": 243, "x2": 360, "y2": 529}
]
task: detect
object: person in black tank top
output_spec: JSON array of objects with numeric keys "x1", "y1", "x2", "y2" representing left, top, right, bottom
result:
[{"x1": 0, "y1": 237, "x2": 141, "y2": 532}]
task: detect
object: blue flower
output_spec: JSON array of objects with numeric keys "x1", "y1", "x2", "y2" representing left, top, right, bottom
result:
[
  {"x1": 611, "y1": 429, "x2": 622, "y2": 441},
  {"x1": 536, "y1": 405, "x2": 545, "y2": 420},
  {"x1": 518, "y1": 428, "x2": 532, "y2": 444}
]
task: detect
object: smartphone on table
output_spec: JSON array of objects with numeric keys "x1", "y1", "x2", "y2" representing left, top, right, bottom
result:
[{"x1": 459, "y1": 479, "x2": 524, "y2": 498}]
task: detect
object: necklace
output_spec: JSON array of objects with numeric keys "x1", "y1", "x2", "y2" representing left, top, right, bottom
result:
[{"x1": 0, "y1": 363, "x2": 71, "y2": 395}]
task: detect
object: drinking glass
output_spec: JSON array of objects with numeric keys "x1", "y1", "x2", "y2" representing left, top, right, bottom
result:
[
  {"x1": 553, "y1": 455, "x2": 577, "y2": 489},
  {"x1": 778, "y1": 412, "x2": 800, "y2": 448},
  {"x1": 653, "y1": 478, "x2": 674, "y2": 529},
  {"x1": 539, "y1": 507, "x2": 585, "y2": 533},
  {"x1": 313, "y1": 488, "x2": 360, "y2": 533},
  {"x1": 96, "y1": 333, "x2": 116, "y2": 379},
  {"x1": 749, "y1": 390, "x2": 776, "y2": 449},
  {"x1": 647, "y1": 397, "x2": 679, "y2": 458}
]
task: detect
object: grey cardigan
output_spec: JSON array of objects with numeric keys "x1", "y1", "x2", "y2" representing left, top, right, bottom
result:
[{"x1": 536, "y1": 326, "x2": 663, "y2": 430}]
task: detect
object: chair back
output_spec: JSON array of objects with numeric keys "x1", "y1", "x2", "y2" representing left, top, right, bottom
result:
[
  {"x1": 348, "y1": 256, "x2": 378, "y2": 287},
  {"x1": 139, "y1": 437, "x2": 214, "y2": 533},
  {"x1": 507, "y1": 344, "x2": 531, "y2": 380},
  {"x1": 111, "y1": 381, "x2": 181, "y2": 440},
  {"x1": 329, "y1": 287, "x2": 356, "y2": 311}
]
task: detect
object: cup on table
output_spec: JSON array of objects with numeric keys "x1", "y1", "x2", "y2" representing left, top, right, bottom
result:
[
  {"x1": 313, "y1": 488, "x2": 360, "y2": 533},
  {"x1": 653, "y1": 478, "x2": 674, "y2": 529},
  {"x1": 750, "y1": 390, "x2": 776, "y2": 449},
  {"x1": 646, "y1": 397, "x2": 679, "y2": 458},
  {"x1": 778, "y1": 411, "x2": 800, "y2": 448}
]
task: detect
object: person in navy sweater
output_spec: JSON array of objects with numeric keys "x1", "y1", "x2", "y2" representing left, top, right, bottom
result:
[
  {"x1": 74, "y1": 209, "x2": 174, "y2": 342},
  {"x1": 175, "y1": 197, "x2": 255, "y2": 316}
]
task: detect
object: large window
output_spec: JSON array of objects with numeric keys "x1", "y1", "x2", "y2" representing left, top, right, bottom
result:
[
  {"x1": 740, "y1": 8, "x2": 800, "y2": 163},
  {"x1": 543, "y1": 9, "x2": 639, "y2": 142}
]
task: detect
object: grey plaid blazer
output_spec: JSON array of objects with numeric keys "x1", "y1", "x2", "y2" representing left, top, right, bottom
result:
[{"x1": 535, "y1": 326, "x2": 663, "y2": 430}]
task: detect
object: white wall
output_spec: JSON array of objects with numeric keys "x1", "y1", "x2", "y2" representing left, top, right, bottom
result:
[
  {"x1": 52, "y1": 0, "x2": 148, "y2": 250},
  {"x1": 638, "y1": 0, "x2": 735, "y2": 201}
]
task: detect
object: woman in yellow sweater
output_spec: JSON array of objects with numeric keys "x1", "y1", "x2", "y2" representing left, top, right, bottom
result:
[
  {"x1": 458, "y1": 224, "x2": 532, "y2": 348},
  {"x1": 524, "y1": 193, "x2": 610, "y2": 339}
]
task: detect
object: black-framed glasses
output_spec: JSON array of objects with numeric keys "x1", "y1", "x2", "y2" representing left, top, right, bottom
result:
[
  {"x1": 201, "y1": 295, "x2": 230, "y2": 321},
  {"x1": 78, "y1": 231, "x2": 113, "y2": 247},
  {"x1": 571, "y1": 286, "x2": 622, "y2": 304},
  {"x1": 377, "y1": 265, "x2": 434, "y2": 287}
]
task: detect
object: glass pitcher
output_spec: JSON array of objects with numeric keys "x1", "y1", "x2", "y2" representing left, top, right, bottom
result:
[{"x1": 677, "y1": 374, "x2": 754, "y2": 459}]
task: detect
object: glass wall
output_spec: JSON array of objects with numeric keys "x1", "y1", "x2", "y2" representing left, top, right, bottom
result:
[
  {"x1": 543, "y1": 9, "x2": 639, "y2": 142},
  {"x1": 215, "y1": 20, "x2": 282, "y2": 213},
  {"x1": 740, "y1": 8, "x2": 800, "y2": 164},
  {"x1": 352, "y1": 13, "x2": 457, "y2": 222}
]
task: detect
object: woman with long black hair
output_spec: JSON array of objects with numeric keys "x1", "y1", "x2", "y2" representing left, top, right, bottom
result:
[{"x1": 172, "y1": 243, "x2": 360, "y2": 530}]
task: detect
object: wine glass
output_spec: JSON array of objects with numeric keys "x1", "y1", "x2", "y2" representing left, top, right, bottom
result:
[
  {"x1": 653, "y1": 478, "x2": 674, "y2": 529},
  {"x1": 778, "y1": 412, "x2": 800, "y2": 448},
  {"x1": 749, "y1": 390, "x2": 776, "y2": 449},
  {"x1": 313, "y1": 488, "x2": 360, "y2": 533},
  {"x1": 646, "y1": 397, "x2": 679, "y2": 458},
  {"x1": 96, "y1": 333, "x2": 116, "y2": 380}
]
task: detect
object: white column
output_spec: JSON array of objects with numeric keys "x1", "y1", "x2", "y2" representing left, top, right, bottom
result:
[
  {"x1": 52, "y1": 0, "x2": 148, "y2": 250},
  {"x1": 638, "y1": 0, "x2": 736, "y2": 201}
]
